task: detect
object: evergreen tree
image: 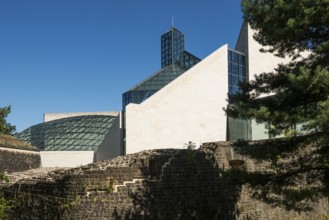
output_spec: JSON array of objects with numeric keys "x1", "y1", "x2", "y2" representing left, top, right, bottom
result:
[
  {"x1": 225, "y1": 0, "x2": 329, "y2": 210},
  {"x1": 0, "y1": 106, "x2": 16, "y2": 135}
]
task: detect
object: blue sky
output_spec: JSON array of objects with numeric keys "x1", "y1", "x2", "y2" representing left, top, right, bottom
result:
[{"x1": 0, "y1": 0, "x2": 244, "y2": 132}]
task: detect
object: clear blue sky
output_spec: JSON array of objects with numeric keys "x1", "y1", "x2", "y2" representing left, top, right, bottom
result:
[{"x1": 0, "y1": 0, "x2": 244, "y2": 132}]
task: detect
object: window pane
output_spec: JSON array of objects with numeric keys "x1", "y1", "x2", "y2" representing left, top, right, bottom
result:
[
  {"x1": 233, "y1": 86, "x2": 239, "y2": 94},
  {"x1": 232, "y1": 52, "x2": 239, "y2": 64},
  {"x1": 229, "y1": 86, "x2": 233, "y2": 94},
  {"x1": 239, "y1": 66, "x2": 246, "y2": 78},
  {"x1": 232, "y1": 74, "x2": 239, "y2": 86},
  {"x1": 240, "y1": 55, "x2": 246, "y2": 66},
  {"x1": 232, "y1": 64, "x2": 239, "y2": 75},
  {"x1": 228, "y1": 51, "x2": 232, "y2": 62}
]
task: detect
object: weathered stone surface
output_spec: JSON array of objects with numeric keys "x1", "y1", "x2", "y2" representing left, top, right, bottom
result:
[
  {"x1": 0, "y1": 144, "x2": 328, "y2": 219},
  {"x1": 0, "y1": 135, "x2": 41, "y2": 173},
  {"x1": 0, "y1": 135, "x2": 38, "y2": 151}
]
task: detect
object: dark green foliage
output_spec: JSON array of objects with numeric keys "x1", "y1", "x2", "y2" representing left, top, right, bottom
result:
[
  {"x1": 227, "y1": 0, "x2": 329, "y2": 136},
  {"x1": 231, "y1": 135, "x2": 329, "y2": 211},
  {"x1": 0, "y1": 196, "x2": 11, "y2": 220},
  {"x1": 0, "y1": 106, "x2": 16, "y2": 135},
  {"x1": 0, "y1": 173, "x2": 9, "y2": 184},
  {"x1": 225, "y1": 0, "x2": 329, "y2": 210},
  {"x1": 0, "y1": 191, "x2": 14, "y2": 220},
  {"x1": 184, "y1": 141, "x2": 197, "y2": 150},
  {"x1": 242, "y1": 0, "x2": 329, "y2": 59}
]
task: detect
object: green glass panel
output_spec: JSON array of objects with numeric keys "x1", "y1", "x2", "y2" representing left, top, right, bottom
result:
[
  {"x1": 122, "y1": 65, "x2": 186, "y2": 109},
  {"x1": 16, "y1": 115, "x2": 116, "y2": 151}
]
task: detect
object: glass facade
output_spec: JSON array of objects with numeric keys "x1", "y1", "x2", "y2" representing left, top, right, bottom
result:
[
  {"x1": 161, "y1": 27, "x2": 185, "y2": 68},
  {"x1": 227, "y1": 117, "x2": 250, "y2": 141},
  {"x1": 228, "y1": 49, "x2": 247, "y2": 95},
  {"x1": 123, "y1": 27, "x2": 200, "y2": 110},
  {"x1": 122, "y1": 26, "x2": 200, "y2": 154},
  {"x1": 177, "y1": 51, "x2": 201, "y2": 69},
  {"x1": 16, "y1": 115, "x2": 116, "y2": 151},
  {"x1": 122, "y1": 65, "x2": 186, "y2": 109},
  {"x1": 227, "y1": 49, "x2": 250, "y2": 141},
  {"x1": 161, "y1": 27, "x2": 200, "y2": 69}
]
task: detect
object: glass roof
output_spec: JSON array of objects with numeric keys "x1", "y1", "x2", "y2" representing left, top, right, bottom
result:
[
  {"x1": 122, "y1": 64, "x2": 186, "y2": 109},
  {"x1": 127, "y1": 64, "x2": 186, "y2": 92},
  {"x1": 16, "y1": 115, "x2": 117, "y2": 151}
]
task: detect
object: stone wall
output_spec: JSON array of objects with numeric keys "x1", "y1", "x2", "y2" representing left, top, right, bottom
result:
[
  {"x1": 201, "y1": 142, "x2": 329, "y2": 219},
  {"x1": 0, "y1": 135, "x2": 41, "y2": 173},
  {"x1": 1, "y1": 143, "x2": 328, "y2": 219},
  {"x1": 0, "y1": 147, "x2": 41, "y2": 173}
]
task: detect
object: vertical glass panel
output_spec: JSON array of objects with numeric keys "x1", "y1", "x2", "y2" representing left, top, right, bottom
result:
[
  {"x1": 232, "y1": 74, "x2": 239, "y2": 86},
  {"x1": 228, "y1": 63, "x2": 232, "y2": 73},
  {"x1": 232, "y1": 52, "x2": 239, "y2": 64},
  {"x1": 233, "y1": 86, "x2": 239, "y2": 94},
  {"x1": 229, "y1": 86, "x2": 233, "y2": 94},
  {"x1": 239, "y1": 66, "x2": 246, "y2": 78},
  {"x1": 228, "y1": 117, "x2": 249, "y2": 141},
  {"x1": 240, "y1": 55, "x2": 246, "y2": 66},
  {"x1": 232, "y1": 64, "x2": 239, "y2": 75}
]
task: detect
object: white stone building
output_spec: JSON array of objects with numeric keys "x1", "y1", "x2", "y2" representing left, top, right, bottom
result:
[
  {"x1": 17, "y1": 22, "x2": 288, "y2": 166},
  {"x1": 123, "y1": 22, "x2": 288, "y2": 154}
]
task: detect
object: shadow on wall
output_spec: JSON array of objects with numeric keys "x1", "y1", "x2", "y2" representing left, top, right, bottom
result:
[
  {"x1": 2, "y1": 140, "x2": 329, "y2": 219},
  {"x1": 231, "y1": 136, "x2": 329, "y2": 212},
  {"x1": 2, "y1": 149, "x2": 244, "y2": 219},
  {"x1": 118, "y1": 150, "x2": 242, "y2": 220}
]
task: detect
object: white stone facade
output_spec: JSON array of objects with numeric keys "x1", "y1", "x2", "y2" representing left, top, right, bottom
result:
[
  {"x1": 125, "y1": 45, "x2": 229, "y2": 154},
  {"x1": 40, "y1": 151, "x2": 94, "y2": 167},
  {"x1": 124, "y1": 22, "x2": 291, "y2": 153},
  {"x1": 35, "y1": 22, "x2": 290, "y2": 164}
]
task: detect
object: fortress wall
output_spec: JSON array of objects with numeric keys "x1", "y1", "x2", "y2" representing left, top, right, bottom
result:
[
  {"x1": 1, "y1": 143, "x2": 328, "y2": 219},
  {"x1": 0, "y1": 146, "x2": 41, "y2": 173}
]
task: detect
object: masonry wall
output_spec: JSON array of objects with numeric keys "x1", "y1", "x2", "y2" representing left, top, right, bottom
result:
[
  {"x1": 1, "y1": 143, "x2": 327, "y2": 219},
  {"x1": 3, "y1": 150, "x2": 229, "y2": 219},
  {"x1": 0, "y1": 146, "x2": 41, "y2": 173},
  {"x1": 201, "y1": 142, "x2": 329, "y2": 219}
]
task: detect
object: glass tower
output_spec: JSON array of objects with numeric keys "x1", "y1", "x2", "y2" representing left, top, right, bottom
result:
[
  {"x1": 178, "y1": 51, "x2": 202, "y2": 69},
  {"x1": 161, "y1": 27, "x2": 185, "y2": 68},
  {"x1": 122, "y1": 26, "x2": 200, "y2": 110},
  {"x1": 122, "y1": 26, "x2": 200, "y2": 154}
]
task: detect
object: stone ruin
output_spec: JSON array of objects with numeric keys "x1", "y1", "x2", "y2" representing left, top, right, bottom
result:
[{"x1": 0, "y1": 142, "x2": 328, "y2": 219}]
